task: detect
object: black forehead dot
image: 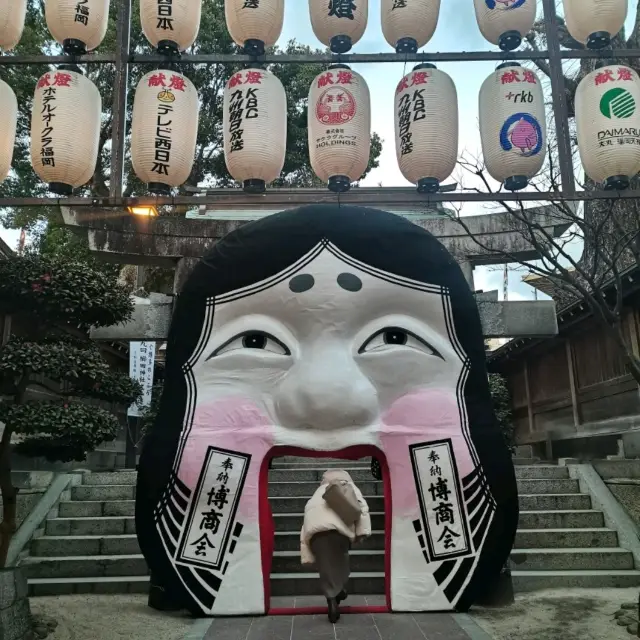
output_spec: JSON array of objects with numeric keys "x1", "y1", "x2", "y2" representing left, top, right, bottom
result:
[
  {"x1": 337, "y1": 272, "x2": 362, "y2": 292},
  {"x1": 289, "y1": 274, "x2": 315, "y2": 293}
]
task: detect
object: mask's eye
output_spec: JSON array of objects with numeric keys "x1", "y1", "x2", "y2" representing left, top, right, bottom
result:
[
  {"x1": 208, "y1": 331, "x2": 291, "y2": 359},
  {"x1": 358, "y1": 327, "x2": 443, "y2": 359}
]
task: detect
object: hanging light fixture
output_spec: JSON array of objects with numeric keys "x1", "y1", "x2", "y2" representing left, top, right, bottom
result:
[
  {"x1": 30, "y1": 68, "x2": 102, "y2": 195},
  {"x1": 394, "y1": 64, "x2": 458, "y2": 193},
  {"x1": 225, "y1": 0, "x2": 284, "y2": 56},
  {"x1": 223, "y1": 68, "x2": 287, "y2": 193},
  {"x1": 381, "y1": 0, "x2": 440, "y2": 54},
  {"x1": 0, "y1": 79, "x2": 17, "y2": 183},
  {"x1": 308, "y1": 65, "x2": 371, "y2": 192},
  {"x1": 562, "y1": 0, "x2": 627, "y2": 50},
  {"x1": 473, "y1": 0, "x2": 537, "y2": 52},
  {"x1": 575, "y1": 64, "x2": 640, "y2": 190},
  {"x1": 45, "y1": 0, "x2": 110, "y2": 55},
  {"x1": 0, "y1": 0, "x2": 27, "y2": 51},
  {"x1": 131, "y1": 70, "x2": 200, "y2": 194},
  {"x1": 309, "y1": 0, "x2": 368, "y2": 53},
  {"x1": 140, "y1": 0, "x2": 202, "y2": 55},
  {"x1": 478, "y1": 62, "x2": 546, "y2": 191}
]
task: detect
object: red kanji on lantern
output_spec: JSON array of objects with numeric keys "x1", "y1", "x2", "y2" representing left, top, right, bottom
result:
[
  {"x1": 411, "y1": 71, "x2": 429, "y2": 86},
  {"x1": 618, "y1": 67, "x2": 633, "y2": 81},
  {"x1": 396, "y1": 77, "x2": 409, "y2": 94},
  {"x1": 148, "y1": 73, "x2": 167, "y2": 87},
  {"x1": 595, "y1": 69, "x2": 615, "y2": 85},
  {"x1": 245, "y1": 71, "x2": 263, "y2": 84},
  {"x1": 37, "y1": 74, "x2": 51, "y2": 89},
  {"x1": 522, "y1": 70, "x2": 537, "y2": 84},
  {"x1": 228, "y1": 73, "x2": 243, "y2": 88},
  {"x1": 53, "y1": 72, "x2": 73, "y2": 87},
  {"x1": 318, "y1": 72, "x2": 334, "y2": 88},
  {"x1": 336, "y1": 70, "x2": 353, "y2": 84},
  {"x1": 500, "y1": 70, "x2": 520, "y2": 84},
  {"x1": 168, "y1": 75, "x2": 186, "y2": 91}
]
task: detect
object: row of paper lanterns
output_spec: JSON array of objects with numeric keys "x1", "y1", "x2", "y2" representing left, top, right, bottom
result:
[
  {"x1": 1, "y1": 60, "x2": 639, "y2": 195},
  {"x1": 0, "y1": 0, "x2": 631, "y2": 54}
]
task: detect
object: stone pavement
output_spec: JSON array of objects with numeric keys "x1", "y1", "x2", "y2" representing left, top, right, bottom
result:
[{"x1": 192, "y1": 596, "x2": 494, "y2": 640}]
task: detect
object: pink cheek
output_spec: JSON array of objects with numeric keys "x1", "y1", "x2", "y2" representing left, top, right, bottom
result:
[
  {"x1": 177, "y1": 397, "x2": 273, "y2": 519},
  {"x1": 380, "y1": 388, "x2": 473, "y2": 515}
]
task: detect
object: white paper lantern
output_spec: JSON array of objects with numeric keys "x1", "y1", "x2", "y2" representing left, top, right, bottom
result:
[
  {"x1": 223, "y1": 68, "x2": 287, "y2": 192},
  {"x1": 473, "y1": 0, "x2": 536, "y2": 51},
  {"x1": 131, "y1": 70, "x2": 200, "y2": 193},
  {"x1": 478, "y1": 62, "x2": 546, "y2": 191},
  {"x1": 30, "y1": 68, "x2": 101, "y2": 194},
  {"x1": 0, "y1": 79, "x2": 17, "y2": 183},
  {"x1": 225, "y1": 0, "x2": 284, "y2": 56},
  {"x1": 0, "y1": 0, "x2": 27, "y2": 51},
  {"x1": 394, "y1": 64, "x2": 457, "y2": 192},
  {"x1": 45, "y1": 0, "x2": 110, "y2": 54},
  {"x1": 308, "y1": 65, "x2": 371, "y2": 192},
  {"x1": 381, "y1": 0, "x2": 440, "y2": 53},
  {"x1": 575, "y1": 64, "x2": 640, "y2": 190},
  {"x1": 563, "y1": 0, "x2": 627, "y2": 49},
  {"x1": 140, "y1": 0, "x2": 202, "y2": 54},
  {"x1": 309, "y1": 0, "x2": 368, "y2": 53}
]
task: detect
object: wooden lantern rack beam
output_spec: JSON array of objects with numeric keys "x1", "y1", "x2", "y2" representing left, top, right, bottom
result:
[{"x1": 0, "y1": 0, "x2": 637, "y2": 205}]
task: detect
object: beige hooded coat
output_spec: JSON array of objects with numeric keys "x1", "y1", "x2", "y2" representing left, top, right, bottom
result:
[{"x1": 300, "y1": 469, "x2": 372, "y2": 565}]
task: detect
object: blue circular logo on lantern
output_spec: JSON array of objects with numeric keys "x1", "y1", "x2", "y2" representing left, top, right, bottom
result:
[
  {"x1": 499, "y1": 113, "x2": 542, "y2": 157},
  {"x1": 485, "y1": 0, "x2": 527, "y2": 9}
]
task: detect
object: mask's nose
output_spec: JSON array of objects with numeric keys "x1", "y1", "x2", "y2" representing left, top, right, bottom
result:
[{"x1": 274, "y1": 344, "x2": 378, "y2": 430}]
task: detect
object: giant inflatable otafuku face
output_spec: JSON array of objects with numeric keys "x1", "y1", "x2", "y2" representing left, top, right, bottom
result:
[{"x1": 136, "y1": 204, "x2": 518, "y2": 616}]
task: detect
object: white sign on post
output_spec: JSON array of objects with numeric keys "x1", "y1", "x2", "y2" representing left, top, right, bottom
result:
[{"x1": 128, "y1": 341, "x2": 155, "y2": 417}]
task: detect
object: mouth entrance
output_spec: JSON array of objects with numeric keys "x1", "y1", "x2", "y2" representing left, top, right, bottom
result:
[{"x1": 260, "y1": 445, "x2": 391, "y2": 616}]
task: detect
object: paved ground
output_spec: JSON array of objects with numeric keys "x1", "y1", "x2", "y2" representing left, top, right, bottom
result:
[{"x1": 201, "y1": 596, "x2": 492, "y2": 640}]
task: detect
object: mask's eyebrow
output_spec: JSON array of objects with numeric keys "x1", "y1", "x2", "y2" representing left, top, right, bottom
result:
[
  {"x1": 289, "y1": 274, "x2": 315, "y2": 292},
  {"x1": 337, "y1": 272, "x2": 362, "y2": 292}
]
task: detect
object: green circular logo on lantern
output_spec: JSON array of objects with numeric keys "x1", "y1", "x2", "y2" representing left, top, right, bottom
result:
[{"x1": 600, "y1": 88, "x2": 636, "y2": 119}]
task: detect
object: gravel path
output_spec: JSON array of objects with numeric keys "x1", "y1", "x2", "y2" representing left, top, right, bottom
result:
[
  {"x1": 471, "y1": 588, "x2": 639, "y2": 640},
  {"x1": 30, "y1": 595, "x2": 197, "y2": 640}
]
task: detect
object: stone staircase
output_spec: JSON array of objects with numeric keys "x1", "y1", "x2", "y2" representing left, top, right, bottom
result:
[{"x1": 19, "y1": 460, "x2": 640, "y2": 596}]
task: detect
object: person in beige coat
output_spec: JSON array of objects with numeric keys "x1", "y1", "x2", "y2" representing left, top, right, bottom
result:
[{"x1": 300, "y1": 469, "x2": 371, "y2": 622}]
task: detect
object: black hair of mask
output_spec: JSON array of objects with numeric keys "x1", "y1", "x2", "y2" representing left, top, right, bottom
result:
[{"x1": 136, "y1": 204, "x2": 518, "y2": 616}]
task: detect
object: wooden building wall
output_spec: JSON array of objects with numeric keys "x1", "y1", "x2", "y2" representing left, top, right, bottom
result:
[{"x1": 500, "y1": 306, "x2": 640, "y2": 448}]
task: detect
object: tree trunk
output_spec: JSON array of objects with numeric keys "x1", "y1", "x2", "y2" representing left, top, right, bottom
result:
[{"x1": 0, "y1": 378, "x2": 27, "y2": 568}]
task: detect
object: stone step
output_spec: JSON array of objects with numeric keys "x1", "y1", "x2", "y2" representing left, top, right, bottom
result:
[
  {"x1": 518, "y1": 510, "x2": 604, "y2": 529},
  {"x1": 270, "y1": 572, "x2": 384, "y2": 596},
  {"x1": 268, "y1": 468, "x2": 376, "y2": 482},
  {"x1": 518, "y1": 494, "x2": 592, "y2": 511},
  {"x1": 273, "y1": 512, "x2": 385, "y2": 532},
  {"x1": 268, "y1": 481, "x2": 383, "y2": 497},
  {"x1": 274, "y1": 531, "x2": 384, "y2": 553},
  {"x1": 516, "y1": 479, "x2": 580, "y2": 494},
  {"x1": 509, "y1": 548, "x2": 634, "y2": 571},
  {"x1": 28, "y1": 576, "x2": 150, "y2": 597},
  {"x1": 58, "y1": 500, "x2": 135, "y2": 517},
  {"x1": 512, "y1": 457, "x2": 541, "y2": 465},
  {"x1": 272, "y1": 547, "x2": 634, "y2": 574},
  {"x1": 72, "y1": 485, "x2": 136, "y2": 501},
  {"x1": 20, "y1": 555, "x2": 149, "y2": 579},
  {"x1": 513, "y1": 466, "x2": 569, "y2": 479},
  {"x1": 514, "y1": 528, "x2": 617, "y2": 549},
  {"x1": 271, "y1": 462, "x2": 370, "y2": 469},
  {"x1": 275, "y1": 457, "x2": 371, "y2": 465},
  {"x1": 512, "y1": 570, "x2": 640, "y2": 590},
  {"x1": 46, "y1": 517, "x2": 136, "y2": 537},
  {"x1": 31, "y1": 535, "x2": 141, "y2": 557},
  {"x1": 83, "y1": 471, "x2": 138, "y2": 486},
  {"x1": 269, "y1": 496, "x2": 385, "y2": 513}
]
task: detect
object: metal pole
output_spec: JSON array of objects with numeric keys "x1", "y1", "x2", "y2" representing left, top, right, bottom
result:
[
  {"x1": 109, "y1": 0, "x2": 132, "y2": 199},
  {"x1": 541, "y1": 0, "x2": 576, "y2": 197}
]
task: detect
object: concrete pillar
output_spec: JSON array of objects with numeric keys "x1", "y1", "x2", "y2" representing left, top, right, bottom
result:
[{"x1": 459, "y1": 260, "x2": 474, "y2": 290}]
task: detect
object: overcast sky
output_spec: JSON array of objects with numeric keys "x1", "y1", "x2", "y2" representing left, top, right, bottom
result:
[{"x1": 2, "y1": 0, "x2": 637, "y2": 301}]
